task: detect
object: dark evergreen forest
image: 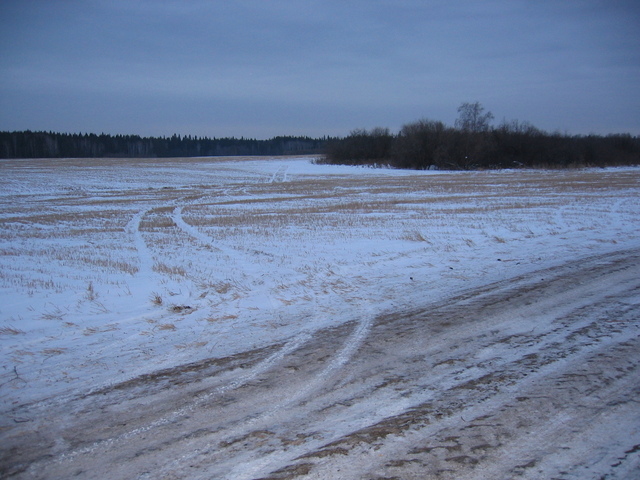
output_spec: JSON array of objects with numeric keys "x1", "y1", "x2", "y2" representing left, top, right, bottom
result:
[{"x1": 0, "y1": 131, "x2": 328, "y2": 159}]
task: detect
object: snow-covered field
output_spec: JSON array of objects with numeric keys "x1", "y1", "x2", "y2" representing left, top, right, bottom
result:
[{"x1": 1, "y1": 156, "x2": 639, "y2": 479}]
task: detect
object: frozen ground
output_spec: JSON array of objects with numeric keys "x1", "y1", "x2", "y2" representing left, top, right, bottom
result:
[{"x1": 1, "y1": 156, "x2": 639, "y2": 479}]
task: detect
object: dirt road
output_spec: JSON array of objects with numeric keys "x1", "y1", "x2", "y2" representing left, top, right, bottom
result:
[{"x1": 2, "y1": 248, "x2": 639, "y2": 479}]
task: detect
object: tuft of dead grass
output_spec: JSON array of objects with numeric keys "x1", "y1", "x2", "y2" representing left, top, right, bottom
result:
[
  {"x1": 150, "y1": 292, "x2": 163, "y2": 306},
  {"x1": 401, "y1": 230, "x2": 431, "y2": 243},
  {"x1": 0, "y1": 326, "x2": 25, "y2": 335},
  {"x1": 153, "y1": 262, "x2": 187, "y2": 278},
  {"x1": 207, "y1": 314, "x2": 238, "y2": 323},
  {"x1": 42, "y1": 348, "x2": 67, "y2": 356}
]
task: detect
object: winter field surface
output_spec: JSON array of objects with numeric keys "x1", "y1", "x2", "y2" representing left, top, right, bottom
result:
[{"x1": 1, "y1": 156, "x2": 639, "y2": 479}]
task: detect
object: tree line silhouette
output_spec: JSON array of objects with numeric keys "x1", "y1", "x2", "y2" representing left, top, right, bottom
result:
[
  {"x1": 0, "y1": 131, "x2": 329, "y2": 159},
  {"x1": 3, "y1": 103, "x2": 639, "y2": 169},
  {"x1": 323, "y1": 103, "x2": 640, "y2": 169}
]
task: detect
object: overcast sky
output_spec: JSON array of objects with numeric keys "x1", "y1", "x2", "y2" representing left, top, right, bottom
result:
[{"x1": 1, "y1": 0, "x2": 638, "y2": 138}]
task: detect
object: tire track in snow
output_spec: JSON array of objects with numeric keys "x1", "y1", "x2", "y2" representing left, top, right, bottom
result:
[
  {"x1": 5, "y1": 249, "x2": 640, "y2": 480},
  {"x1": 2, "y1": 209, "x2": 165, "y2": 417},
  {"x1": 51, "y1": 331, "x2": 313, "y2": 466},
  {"x1": 248, "y1": 249, "x2": 640, "y2": 480},
  {"x1": 172, "y1": 205, "x2": 226, "y2": 252},
  {"x1": 221, "y1": 253, "x2": 640, "y2": 479},
  {"x1": 126, "y1": 209, "x2": 154, "y2": 282},
  {"x1": 610, "y1": 196, "x2": 639, "y2": 237},
  {"x1": 269, "y1": 165, "x2": 289, "y2": 183},
  {"x1": 171, "y1": 204, "x2": 275, "y2": 298},
  {"x1": 173, "y1": 204, "x2": 276, "y2": 266},
  {"x1": 172, "y1": 203, "x2": 376, "y2": 398},
  {"x1": 171, "y1": 204, "x2": 307, "y2": 304},
  {"x1": 44, "y1": 300, "x2": 371, "y2": 476},
  {"x1": 156, "y1": 305, "x2": 375, "y2": 480},
  {"x1": 232, "y1": 310, "x2": 375, "y2": 480},
  {"x1": 46, "y1": 200, "x2": 325, "y2": 468},
  {"x1": 165, "y1": 206, "x2": 377, "y2": 477},
  {"x1": 297, "y1": 324, "x2": 640, "y2": 480}
]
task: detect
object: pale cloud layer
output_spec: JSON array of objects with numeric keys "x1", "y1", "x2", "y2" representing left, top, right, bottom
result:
[{"x1": 1, "y1": 0, "x2": 638, "y2": 137}]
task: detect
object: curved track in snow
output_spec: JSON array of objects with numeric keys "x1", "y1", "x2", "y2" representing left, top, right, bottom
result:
[
  {"x1": 126, "y1": 209, "x2": 155, "y2": 280},
  {"x1": 2, "y1": 248, "x2": 639, "y2": 480}
]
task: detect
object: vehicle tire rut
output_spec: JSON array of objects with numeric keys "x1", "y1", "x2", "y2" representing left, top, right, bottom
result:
[{"x1": 2, "y1": 248, "x2": 639, "y2": 480}]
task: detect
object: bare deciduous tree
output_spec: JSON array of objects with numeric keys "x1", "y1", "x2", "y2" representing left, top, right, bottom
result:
[{"x1": 455, "y1": 102, "x2": 494, "y2": 132}]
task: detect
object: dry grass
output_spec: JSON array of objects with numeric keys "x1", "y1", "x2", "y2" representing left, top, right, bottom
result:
[
  {"x1": 156, "y1": 323, "x2": 177, "y2": 331},
  {"x1": 140, "y1": 216, "x2": 177, "y2": 231},
  {"x1": 83, "y1": 324, "x2": 118, "y2": 336},
  {"x1": 40, "y1": 310, "x2": 66, "y2": 321},
  {"x1": 207, "y1": 314, "x2": 238, "y2": 323},
  {"x1": 42, "y1": 348, "x2": 67, "y2": 356},
  {"x1": 212, "y1": 281, "x2": 233, "y2": 294},
  {"x1": 150, "y1": 292, "x2": 163, "y2": 306},
  {"x1": 0, "y1": 326, "x2": 25, "y2": 335},
  {"x1": 401, "y1": 230, "x2": 431, "y2": 243},
  {"x1": 153, "y1": 262, "x2": 187, "y2": 278}
]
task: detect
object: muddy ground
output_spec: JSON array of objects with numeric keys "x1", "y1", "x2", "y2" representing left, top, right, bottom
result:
[{"x1": 2, "y1": 248, "x2": 639, "y2": 479}]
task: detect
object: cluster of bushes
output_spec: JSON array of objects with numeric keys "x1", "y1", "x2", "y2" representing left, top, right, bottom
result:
[
  {"x1": 324, "y1": 104, "x2": 640, "y2": 170},
  {"x1": 0, "y1": 131, "x2": 329, "y2": 159}
]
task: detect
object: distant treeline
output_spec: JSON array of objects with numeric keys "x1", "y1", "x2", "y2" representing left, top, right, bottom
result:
[
  {"x1": 324, "y1": 103, "x2": 640, "y2": 169},
  {"x1": 0, "y1": 131, "x2": 329, "y2": 159},
  {"x1": 4, "y1": 104, "x2": 640, "y2": 169}
]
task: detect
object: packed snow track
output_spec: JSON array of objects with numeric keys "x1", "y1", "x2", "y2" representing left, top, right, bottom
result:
[{"x1": 2, "y1": 248, "x2": 639, "y2": 479}]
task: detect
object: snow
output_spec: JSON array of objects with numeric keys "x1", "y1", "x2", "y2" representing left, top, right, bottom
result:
[{"x1": 1, "y1": 155, "x2": 639, "y2": 414}]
